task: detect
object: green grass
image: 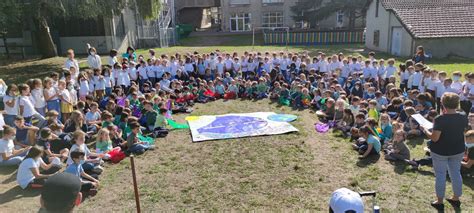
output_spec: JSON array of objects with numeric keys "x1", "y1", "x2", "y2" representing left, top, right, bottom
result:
[{"x1": 1, "y1": 35, "x2": 474, "y2": 211}]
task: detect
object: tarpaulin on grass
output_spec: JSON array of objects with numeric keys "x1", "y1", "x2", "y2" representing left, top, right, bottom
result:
[{"x1": 186, "y1": 112, "x2": 298, "y2": 142}]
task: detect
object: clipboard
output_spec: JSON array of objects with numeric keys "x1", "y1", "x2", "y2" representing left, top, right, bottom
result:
[{"x1": 411, "y1": 113, "x2": 433, "y2": 130}]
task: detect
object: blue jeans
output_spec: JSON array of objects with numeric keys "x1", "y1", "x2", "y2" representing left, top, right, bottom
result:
[
  {"x1": 431, "y1": 152, "x2": 464, "y2": 199},
  {"x1": 47, "y1": 100, "x2": 61, "y2": 120},
  {"x1": 4, "y1": 114, "x2": 16, "y2": 126},
  {"x1": 0, "y1": 156, "x2": 24, "y2": 167}
]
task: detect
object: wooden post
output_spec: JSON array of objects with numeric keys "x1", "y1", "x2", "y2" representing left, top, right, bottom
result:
[{"x1": 130, "y1": 155, "x2": 141, "y2": 213}]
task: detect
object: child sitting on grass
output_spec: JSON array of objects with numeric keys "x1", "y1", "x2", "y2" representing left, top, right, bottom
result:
[
  {"x1": 352, "y1": 125, "x2": 381, "y2": 159},
  {"x1": 95, "y1": 128, "x2": 113, "y2": 158},
  {"x1": 67, "y1": 130, "x2": 104, "y2": 176},
  {"x1": 126, "y1": 122, "x2": 154, "y2": 155},
  {"x1": 65, "y1": 149, "x2": 100, "y2": 197},
  {"x1": 384, "y1": 130, "x2": 410, "y2": 161},
  {"x1": 153, "y1": 107, "x2": 169, "y2": 138},
  {"x1": 16, "y1": 146, "x2": 61, "y2": 189},
  {"x1": 0, "y1": 125, "x2": 30, "y2": 167}
]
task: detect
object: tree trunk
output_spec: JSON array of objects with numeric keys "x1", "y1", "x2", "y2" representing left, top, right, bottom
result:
[
  {"x1": 2, "y1": 33, "x2": 10, "y2": 59},
  {"x1": 34, "y1": 16, "x2": 57, "y2": 58}
]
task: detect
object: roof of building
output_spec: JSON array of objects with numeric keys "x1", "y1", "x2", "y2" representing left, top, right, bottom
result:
[{"x1": 380, "y1": 0, "x2": 474, "y2": 38}]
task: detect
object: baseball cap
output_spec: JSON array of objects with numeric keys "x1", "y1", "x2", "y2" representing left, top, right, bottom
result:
[
  {"x1": 41, "y1": 173, "x2": 81, "y2": 211},
  {"x1": 329, "y1": 188, "x2": 364, "y2": 213}
]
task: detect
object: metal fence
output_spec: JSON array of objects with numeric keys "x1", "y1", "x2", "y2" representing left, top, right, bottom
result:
[{"x1": 263, "y1": 30, "x2": 365, "y2": 45}]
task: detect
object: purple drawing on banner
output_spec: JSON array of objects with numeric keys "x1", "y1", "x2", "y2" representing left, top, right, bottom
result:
[{"x1": 197, "y1": 115, "x2": 268, "y2": 134}]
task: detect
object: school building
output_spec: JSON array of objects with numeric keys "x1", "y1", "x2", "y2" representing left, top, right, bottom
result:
[
  {"x1": 365, "y1": 0, "x2": 474, "y2": 58},
  {"x1": 175, "y1": 0, "x2": 365, "y2": 32}
]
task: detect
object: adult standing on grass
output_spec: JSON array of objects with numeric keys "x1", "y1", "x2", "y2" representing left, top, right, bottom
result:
[{"x1": 422, "y1": 92, "x2": 468, "y2": 210}]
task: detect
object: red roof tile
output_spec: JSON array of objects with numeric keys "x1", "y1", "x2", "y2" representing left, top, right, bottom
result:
[{"x1": 380, "y1": 0, "x2": 474, "y2": 38}]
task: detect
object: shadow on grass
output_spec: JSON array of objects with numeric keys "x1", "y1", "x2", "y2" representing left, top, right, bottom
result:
[
  {"x1": 0, "y1": 63, "x2": 61, "y2": 84},
  {"x1": 356, "y1": 154, "x2": 380, "y2": 167},
  {"x1": 0, "y1": 186, "x2": 41, "y2": 205},
  {"x1": 406, "y1": 137, "x2": 425, "y2": 148},
  {"x1": 392, "y1": 161, "x2": 409, "y2": 174}
]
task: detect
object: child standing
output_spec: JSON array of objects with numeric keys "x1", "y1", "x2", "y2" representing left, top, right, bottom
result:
[
  {"x1": 58, "y1": 80, "x2": 73, "y2": 123},
  {"x1": 31, "y1": 79, "x2": 47, "y2": 117}
]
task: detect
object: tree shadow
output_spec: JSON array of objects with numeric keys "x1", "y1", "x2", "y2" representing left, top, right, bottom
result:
[
  {"x1": 0, "y1": 185, "x2": 41, "y2": 205},
  {"x1": 356, "y1": 154, "x2": 380, "y2": 167},
  {"x1": 0, "y1": 166, "x2": 17, "y2": 175},
  {"x1": 0, "y1": 63, "x2": 62, "y2": 84}
]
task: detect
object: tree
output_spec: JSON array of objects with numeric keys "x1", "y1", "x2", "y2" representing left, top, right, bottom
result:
[
  {"x1": 1, "y1": 0, "x2": 161, "y2": 58},
  {"x1": 0, "y1": 0, "x2": 22, "y2": 58},
  {"x1": 291, "y1": 0, "x2": 370, "y2": 30}
]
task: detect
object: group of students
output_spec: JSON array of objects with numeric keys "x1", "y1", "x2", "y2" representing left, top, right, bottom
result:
[{"x1": 0, "y1": 45, "x2": 473, "y2": 203}]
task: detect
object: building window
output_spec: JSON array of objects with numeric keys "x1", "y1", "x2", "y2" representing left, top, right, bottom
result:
[
  {"x1": 336, "y1": 11, "x2": 344, "y2": 28},
  {"x1": 375, "y1": 0, "x2": 379, "y2": 17},
  {"x1": 373, "y1": 30, "x2": 380, "y2": 47},
  {"x1": 262, "y1": 12, "x2": 283, "y2": 28},
  {"x1": 230, "y1": 0, "x2": 250, "y2": 5},
  {"x1": 230, "y1": 13, "x2": 251, "y2": 32},
  {"x1": 262, "y1": 0, "x2": 284, "y2": 4}
]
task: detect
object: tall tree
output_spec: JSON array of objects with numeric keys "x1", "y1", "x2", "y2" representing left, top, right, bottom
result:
[
  {"x1": 291, "y1": 0, "x2": 369, "y2": 30},
  {"x1": 0, "y1": 0, "x2": 22, "y2": 58},
  {"x1": 1, "y1": 0, "x2": 161, "y2": 58}
]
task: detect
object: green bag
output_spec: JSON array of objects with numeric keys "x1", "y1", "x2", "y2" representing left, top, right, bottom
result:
[
  {"x1": 138, "y1": 134, "x2": 155, "y2": 145},
  {"x1": 167, "y1": 119, "x2": 189, "y2": 129},
  {"x1": 279, "y1": 96, "x2": 290, "y2": 106}
]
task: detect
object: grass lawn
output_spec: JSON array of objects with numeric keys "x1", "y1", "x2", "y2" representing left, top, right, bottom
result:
[
  {"x1": 1, "y1": 34, "x2": 474, "y2": 211},
  {"x1": 1, "y1": 34, "x2": 473, "y2": 84},
  {"x1": 1, "y1": 99, "x2": 473, "y2": 211}
]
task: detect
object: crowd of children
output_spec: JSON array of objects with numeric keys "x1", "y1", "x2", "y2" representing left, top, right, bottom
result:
[{"x1": 0, "y1": 46, "x2": 473, "y2": 201}]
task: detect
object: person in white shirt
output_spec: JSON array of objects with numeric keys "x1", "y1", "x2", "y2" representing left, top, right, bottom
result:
[
  {"x1": 329, "y1": 55, "x2": 342, "y2": 73},
  {"x1": 78, "y1": 75, "x2": 90, "y2": 101},
  {"x1": 369, "y1": 61, "x2": 379, "y2": 81},
  {"x1": 17, "y1": 146, "x2": 61, "y2": 189},
  {"x1": 108, "y1": 49, "x2": 118, "y2": 67},
  {"x1": 102, "y1": 68, "x2": 114, "y2": 96},
  {"x1": 0, "y1": 125, "x2": 30, "y2": 167},
  {"x1": 434, "y1": 72, "x2": 447, "y2": 112},
  {"x1": 159, "y1": 73, "x2": 172, "y2": 92},
  {"x1": 18, "y1": 84, "x2": 45, "y2": 124},
  {"x1": 128, "y1": 62, "x2": 139, "y2": 83},
  {"x1": 138, "y1": 61, "x2": 148, "y2": 86},
  {"x1": 224, "y1": 55, "x2": 233, "y2": 73},
  {"x1": 64, "y1": 50, "x2": 80, "y2": 82},
  {"x1": 30, "y1": 79, "x2": 47, "y2": 116},
  {"x1": 318, "y1": 56, "x2": 329, "y2": 74},
  {"x1": 362, "y1": 60, "x2": 372, "y2": 81},
  {"x1": 3, "y1": 84, "x2": 19, "y2": 126},
  {"x1": 232, "y1": 57, "x2": 241, "y2": 77},
  {"x1": 340, "y1": 59, "x2": 351, "y2": 81},
  {"x1": 146, "y1": 60, "x2": 156, "y2": 85},
  {"x1": 384, "y1": 59, "x2": 396, "y2": 80},
  {"x1": 377, "y1": 59, "x2": 386, "y2": 81},
  {"x1": 86, "y1": 45, "x2": 101, "y2": 69},
  {"x1": 216, "y1": 56, "x2": 225, "y2": 78},
  {"x1": 94, "y1": 70, "x2": 106, "y2": 100}
]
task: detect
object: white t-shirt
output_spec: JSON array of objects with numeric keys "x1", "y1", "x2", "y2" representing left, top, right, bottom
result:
[
  {"x1": 216, "y1": 62, "x2": 224, "y2": 74},
  {"x1": 3, "y1": 95, "x2": 18, "y2": 115},
  {"x1": 138, "y1": 67, "x2": 148, "y2": 79},
  {"x1": 87, "y1": 54, "x2": 102, "y2": 69},
  {"x1": 0, "y1": 138, "x2": 14, "y2": 162},
  {"x1": 44, "y1": 87, "x2": 58, "y2": 101},
  {"x1": 128, "y1": 67, "x2": 138, "y2": 81},
  {"x1": 95, "y1": 77, "x2": 106, "y2": 90},
  {"x1": 17, "y1": 157, "x2": 43, "y2": 189},
  {"x1": 19, "y1": 96, "x2": 36, "y2": 117},
  {"x1": 434, "y1": 80, "x2": 445, "y2": 98},
  {"x1": 79, "y1": 80, "x2": 90, "y2": 96},
  {"x1": 30, "y1": 88, "x2": 46, "y2": 108},
  {"x1": 385, "y1": 65, "x2": 396, "y2": 78}
]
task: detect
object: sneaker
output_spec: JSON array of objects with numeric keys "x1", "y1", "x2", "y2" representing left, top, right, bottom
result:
[
  {"x1": 92, "y1": 166, "x2": 104, "y2": 174},
  {"x1": 406, "y1": 159, "x2": 419, "y2": 169}
]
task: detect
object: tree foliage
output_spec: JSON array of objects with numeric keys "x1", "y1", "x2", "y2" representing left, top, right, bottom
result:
[
  {"x1": 0, "y1": 0, "x2": 162, "y2": 58},
  {"x1": 291, "y1": 0, "x2": 370, "y2": 29},
  {"x1": 0, "y1": 0, "x2": 22, "y2": 34}
]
